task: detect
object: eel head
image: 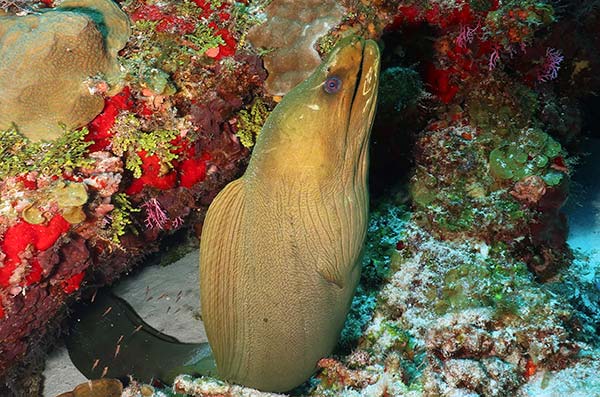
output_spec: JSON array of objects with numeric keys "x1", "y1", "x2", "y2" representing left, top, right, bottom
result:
[{"x1": 249, "y1": 36, "x2": 380, "y2": 185}]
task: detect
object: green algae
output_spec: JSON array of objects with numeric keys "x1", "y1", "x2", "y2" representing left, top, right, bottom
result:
[
  {"x1": 110, "y1": 114, "x2": 181, "y2": 178},
  {"x1": 430, "y1": 255, "x2": 537, "y2": 320},
  {"x1": 184, "y1": 24, "x2": 225, "y2": 58},
  {"x1": 235, "y1": 99, "x2": 271, "y2": 148},
  {"x1": 0, "y1": 126, "x2": 93, "y2": 179},
  {"x1": 489, "y1": 128, "x2": 564, "y2": 184},
  {"x1": 109, "y1": 193, "x2": 140, "y2": 244}
]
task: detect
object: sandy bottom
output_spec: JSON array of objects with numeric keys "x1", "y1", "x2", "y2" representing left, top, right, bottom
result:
[{"x1": 42, "y1": 249, "x2": 206, "y2": 396}]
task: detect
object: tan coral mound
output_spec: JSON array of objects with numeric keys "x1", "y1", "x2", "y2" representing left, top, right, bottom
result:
[
  {"x1": 247, "y1": 0, "x2": 344, "y2": 96},
  {"x1": 57, "y1": 378, "x2": 122, "y2": 397},
  {"x1": 58, "y1": 0, "x2": 131, "y2": 55},
  {"x1": 0, "y1": 0, "x2": 130, "y2": 141}
]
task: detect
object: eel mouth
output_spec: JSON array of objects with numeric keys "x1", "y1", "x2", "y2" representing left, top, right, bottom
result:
[
  {"x1": 350, "y1": 39, "x2": 367, "y2": 107},
  {"x1": 344, "y1": 38, "x2": 379, "y2": 170},
  {"x1": 347, "y1": 38, "x2": 379, "y2": 128}
]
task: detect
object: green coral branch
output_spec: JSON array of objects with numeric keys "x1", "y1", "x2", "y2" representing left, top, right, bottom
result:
[
  {"x1": 235, "y1": 99, "x2": 270, "y2": 148},
  {"x1": 109, "y1": 193, "x2": 140, "y2": 244},
  {"x1": 110, "y1": 114, "x2": 181, "y2": 178},
  {"x1": 184, "y1": 24, "x2": 225, "y2": 56},
  {"x1": 0, "y1": 125, "x2": 93, "y2": 179},
  {"x1": 231, "y1": 0, "x2": 272, "y2": 40}
]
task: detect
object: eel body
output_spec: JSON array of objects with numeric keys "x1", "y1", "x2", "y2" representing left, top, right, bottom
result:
[{"x1": 200, "y1": 36, "x2": 380, "y2": 392}]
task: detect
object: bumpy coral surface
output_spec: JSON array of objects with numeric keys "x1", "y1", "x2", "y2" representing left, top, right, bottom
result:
[
  {"x1": 247, "y1": 0, "x2": 344, "y2": 95},
  {"x1": 0, "y1": 0, "x2": 130, "y2": 141}
]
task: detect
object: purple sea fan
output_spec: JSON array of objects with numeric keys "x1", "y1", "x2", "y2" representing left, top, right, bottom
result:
[
  {"x1": 488, "y1": 47, "x2": 501, "y2": 71},
  {"x1": 171, "y1": 216, "x2": 185, "y2": 230},
  {"x1": 456, "y1": 24, "x2": 478, "y2": 49},
  {"x1": 538, "y1": 47, "x2": 564, "y2": 82},
  {"x1": 141, "y1": 198, "x2": 168, "y2": 230}
]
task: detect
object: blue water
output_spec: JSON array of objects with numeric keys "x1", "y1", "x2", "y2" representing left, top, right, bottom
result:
[{"x1": 566, "y1": 138, "x2": 600, "y2": 274}]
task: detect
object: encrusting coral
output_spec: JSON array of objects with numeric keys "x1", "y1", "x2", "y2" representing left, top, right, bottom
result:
[
  {"x1": 246, "y1": 0, "x2": 345, "y2": 96},
  {"x1": 0, "y1": 0, "x2": 130, "y2": 141},
  {"x1": 0, "y1": 0, "x2": 268, "y2": 388}
]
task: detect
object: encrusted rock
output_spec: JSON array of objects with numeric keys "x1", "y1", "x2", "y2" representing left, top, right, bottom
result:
[
  {"x1": 0, "y1": 0, "x2": 130, "y2": 141},
  {"x1": 424, "y1": 357, "x2": 520, "y2": 397},
  {"x1": 247, "y1": 0, "x2": 344, "y2": 96},
  {"x1": 56, "y1": 378, "x2": 122, "y2": 397}
]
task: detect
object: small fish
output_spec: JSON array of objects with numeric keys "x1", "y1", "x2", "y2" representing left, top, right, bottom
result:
[{"x1": 67, "y1": 291, "x2": 216, "y2": 384}]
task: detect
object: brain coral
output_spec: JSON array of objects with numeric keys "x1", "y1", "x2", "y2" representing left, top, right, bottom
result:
[
  {"x1": 0, "y1": 0, "x2": 130, "y2": 141},
  {"x1": 247, "y1": 0, "x2": 344, "y2": 96}
]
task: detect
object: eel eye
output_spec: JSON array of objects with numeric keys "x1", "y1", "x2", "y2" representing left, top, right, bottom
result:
[{"x1": 323, "y1": 76, "x2": 342, "y2": 94}]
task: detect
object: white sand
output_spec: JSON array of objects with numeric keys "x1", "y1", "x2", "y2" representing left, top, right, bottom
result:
[{"x1": 43, "y1": 249, "x2": 206, "y2": 396}]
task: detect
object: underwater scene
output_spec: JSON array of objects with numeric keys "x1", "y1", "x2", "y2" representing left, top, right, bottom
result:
[{"x1": 0, "y1": 0, "x2": 599, "y2": 396}]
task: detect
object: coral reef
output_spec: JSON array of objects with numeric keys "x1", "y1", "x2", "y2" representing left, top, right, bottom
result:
[
  {"x1": 2, "y1": 0, "x2": 600, "y2": 395},
  {"x1": 0, "y1": 0, "x2": 130, "y2": 141},
  {"x1": 367, "y1": 222, "x2": 578, "y2": 395},
  {"x1": 172, "y1": 375, "x2": 287, "y2": 397},
  {"x1": 0, "y1": 0, "x2": 269, "y2": 386},
  {"x1": 247, "y1": 0, "x2": 345, "y2": 95}
]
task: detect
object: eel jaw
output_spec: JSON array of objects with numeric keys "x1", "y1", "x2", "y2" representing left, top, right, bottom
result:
[
  {"x1": 350, "y1": 39, "x2": 379, "y2": 121},
  {"x1": 346, "y1": 39, "x2": 380, "y2": 169}
]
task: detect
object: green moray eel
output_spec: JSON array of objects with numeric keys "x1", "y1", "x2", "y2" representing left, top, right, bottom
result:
[
  {"x1": 200, "y1": 35, "x2": 380, "y2": 392},
  {"x1": 66, "y1": 36, "x2": 380, "y2": 392}
]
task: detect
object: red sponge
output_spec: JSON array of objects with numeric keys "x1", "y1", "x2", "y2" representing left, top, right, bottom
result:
[{"x1": 0, "y1": 215, "x2": 70, "y2": 287}]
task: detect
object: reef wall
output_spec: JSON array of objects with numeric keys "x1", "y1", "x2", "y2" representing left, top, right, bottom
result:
[
  {"x1": 1, "y1": 0, "x2": 600, "y2": 396},
  {"x1": 0, "y1": 0, "x2": 267, "y2": 388}
]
